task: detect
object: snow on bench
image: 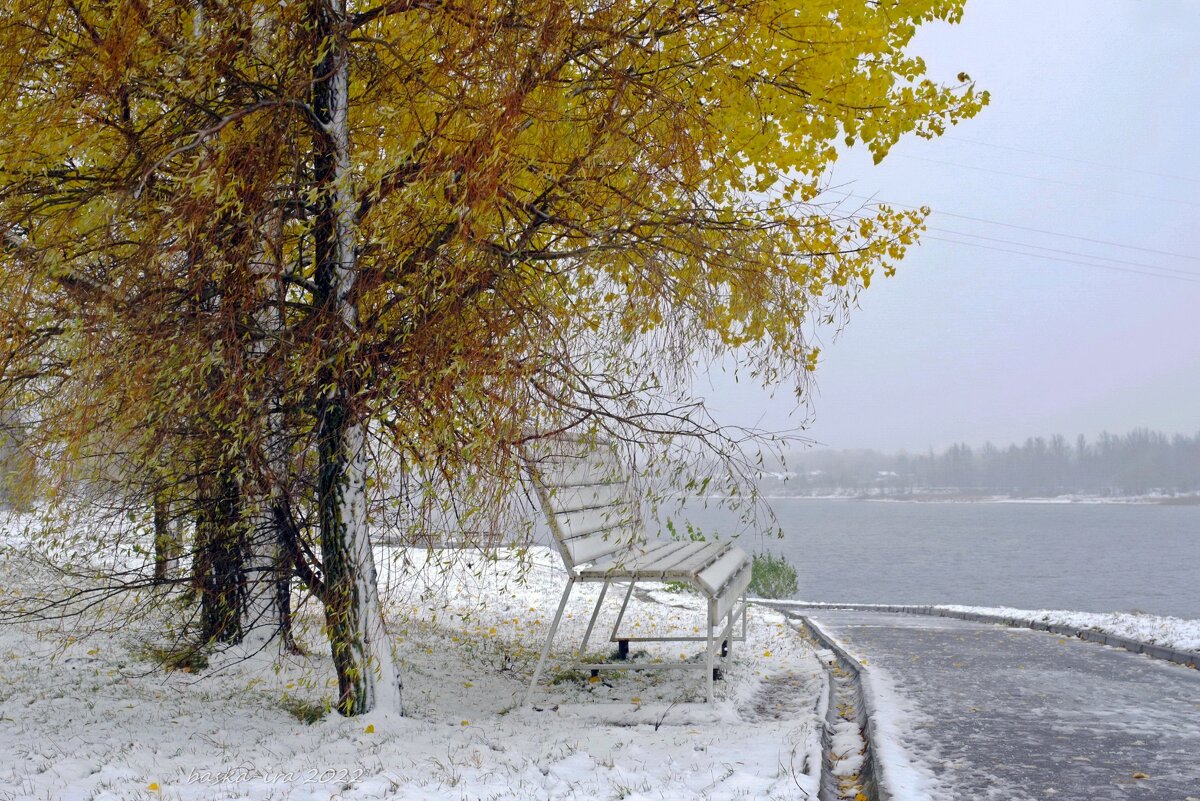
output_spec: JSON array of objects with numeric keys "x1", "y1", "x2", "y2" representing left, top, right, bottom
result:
[{"x1": 521, "y1": 434, "x2": 751, "y2": 705}]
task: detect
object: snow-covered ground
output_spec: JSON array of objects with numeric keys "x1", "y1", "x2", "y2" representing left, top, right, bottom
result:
[
  {"x1": 0, "y1": 525, "x2": 825, "y2": 801},
  {"x1": 940, "y1": 605, "x2": 1200, "y2": 653}
]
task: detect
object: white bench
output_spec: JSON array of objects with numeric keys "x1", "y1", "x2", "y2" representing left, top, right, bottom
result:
[{"x1": 521, "y1": 435, "x2": 751, "y2": 705}]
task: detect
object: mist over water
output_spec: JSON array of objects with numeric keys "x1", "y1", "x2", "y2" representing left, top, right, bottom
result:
[{"x1": 678, "y1": 499, "x2": 1200, "y2": 619}]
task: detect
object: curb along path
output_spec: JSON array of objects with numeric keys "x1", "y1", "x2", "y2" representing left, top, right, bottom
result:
[
  {"x1": 792, "y1": 609, "x2": 1200, "y2": 801},
  {"x1": 771, "y1": 602, "x2": 1200, "y2": 668}
]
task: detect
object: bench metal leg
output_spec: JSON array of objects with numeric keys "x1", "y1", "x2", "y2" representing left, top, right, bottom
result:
[
  {"x1": 738, "y1": 591, "x2": 748, "y2": 645},
  {"x1": 523, "y1": 576, "x2": 575, "y2": 707},
  {"x1": 705, "y1": 604, "x2": 716, "y2": 703},
  {"x1": 608, "y1": 579, "x2": 636, "y2": 652},
  {"x1": 578, "y1": 579, "x2": 610, "y2": 662},
  {"x1": 724, "y1": 595, "x2": 746, "y2": 658}
]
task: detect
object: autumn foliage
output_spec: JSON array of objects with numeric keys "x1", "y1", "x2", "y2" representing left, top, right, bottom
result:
[{"x1": 0, "y1": 0, "x2": 986, "y2": 714}]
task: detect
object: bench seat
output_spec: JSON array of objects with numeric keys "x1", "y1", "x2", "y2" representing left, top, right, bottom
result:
[{"x1": 521, "y1": 435, "x2": 751, "y2": 705}]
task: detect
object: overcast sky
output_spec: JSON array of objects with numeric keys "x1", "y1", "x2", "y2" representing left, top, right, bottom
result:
[{"x1": 704, "y1": 0, "x2": 1200, "y2": 453}]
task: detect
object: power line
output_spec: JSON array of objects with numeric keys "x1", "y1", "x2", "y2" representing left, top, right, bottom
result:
[
  {"x1": 842, "y1": 192, "x2": 1200, "y2": 263},
  {"x1": 926, "y1": 226, "x2": 1200, "y2": 279},
  {"x1": 943, "y1": 135, "x2": 1200, "y2": 186},
  {"x1": 896, "y1": 154, "x2": 1200, "y2": 209},
  {"x1": 757, "y1": 174, "x2": 1200, "y2": 281},
  {"x1": 921, "y1": 234, "x2": 1200, "y2": 285}
]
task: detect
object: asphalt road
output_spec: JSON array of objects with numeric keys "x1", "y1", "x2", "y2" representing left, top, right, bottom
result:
[{"x1": 804, "y1": 610, "x2": 1200, "y2": 801}]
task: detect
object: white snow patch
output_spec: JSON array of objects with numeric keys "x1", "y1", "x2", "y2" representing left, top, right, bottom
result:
[
  {"x1": 0, "y1": 514, "x2": 824, "y2": 801},
  {"x1": 855, "y1": 662, "x2": 944, "y2": 801},
  {"x1": 939, "y1": 605, "x2": 1200, "y2": 653},
  {"x1": 828, "y1": 719, "x2": 864, "y2": 777}
]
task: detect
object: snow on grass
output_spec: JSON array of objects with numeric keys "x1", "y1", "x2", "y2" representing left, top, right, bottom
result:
[
  {"x1": 0, "y1": 521, "x2": 824, "y2": 801},
  {"x1": 938, "y1": 605, "x2": 1200, "y2": 653}
]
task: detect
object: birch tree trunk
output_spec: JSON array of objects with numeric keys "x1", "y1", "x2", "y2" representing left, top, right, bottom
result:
[
  {"x1": 311, "y1": 0, "x2": 400, "y2": 716},
  {"x1": 241, "y1": 207, "x2": 293, "y2": 648}
]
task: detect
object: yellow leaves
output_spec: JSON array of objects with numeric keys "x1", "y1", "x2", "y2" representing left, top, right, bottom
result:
[
  {"x1": 804, "y1": 348, "x2": 820, "y2": 373},
  {"x1": 1132, "y1": 772, "x2": 1150, "y2": 780},
  {"x1": 0, "y1": 0, "x2": 980, "y2": 668},
  {"x1": 364, "y1": 724, "x2": 375, "y2": 734},
  {"x1": 147, "y1": 783, "x2": 160, "y2": 793}
]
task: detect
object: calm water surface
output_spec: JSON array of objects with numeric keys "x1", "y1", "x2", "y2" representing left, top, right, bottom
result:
[{"x1": 682, "y1": 499, "x2": 1200, "y2": 619}]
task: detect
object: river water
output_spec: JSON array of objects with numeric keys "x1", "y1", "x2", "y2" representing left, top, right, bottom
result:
[{"x1": 676, "y1": 499, "x2": 1200, "y2": 619}]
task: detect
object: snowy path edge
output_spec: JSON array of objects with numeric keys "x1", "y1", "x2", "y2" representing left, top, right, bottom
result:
[
  {"x1": 759, "y1": 601, "x2": 1200, "y2": 668},
  {"x1": 784, "y1": 613, "x2": 889, "y2": 801}
]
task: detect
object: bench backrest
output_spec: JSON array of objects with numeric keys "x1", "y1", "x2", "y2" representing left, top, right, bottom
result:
[{"x1": 523, "y1": 435, "x2": 643, "y2": 572}]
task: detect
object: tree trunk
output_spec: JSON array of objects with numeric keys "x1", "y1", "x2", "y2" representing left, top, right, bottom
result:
[
  {"x1": 241, "y1": 203, "x2": 293, "y2": 648},
  {"x1": 270, "y1": 499, "x2": 299, "y2": 651},
  {"x1": 318, "y1": 402, "x2": 400, "y2": 715},
  {"x1": 152, "y1": 487, "x2": 172, "y2": 583},
  {"x1": 310, "y1": 0, "x2": 400, "y2": 717},
  {"x1": 194, "y1": 466, "x2": 247, "y2": 644},
  {"x1": 241, "y1": 443, "x2": 294, "y2": 647}
]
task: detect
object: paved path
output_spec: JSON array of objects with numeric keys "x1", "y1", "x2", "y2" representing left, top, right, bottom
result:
[{"x1": 803, "y1": 610, "x2": 1200, "y2": 801}]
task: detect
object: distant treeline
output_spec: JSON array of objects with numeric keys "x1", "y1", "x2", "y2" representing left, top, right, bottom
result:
[{"x1": 767, "y1": 429, "x2": 1200, "y2": 497}]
